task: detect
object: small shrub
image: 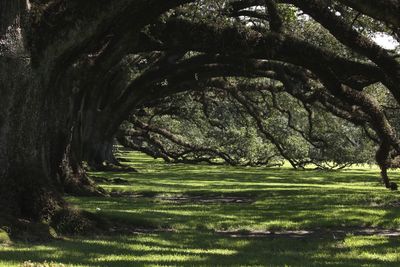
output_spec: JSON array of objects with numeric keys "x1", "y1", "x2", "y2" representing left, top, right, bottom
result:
[{"x1": 0, "y1": 229, "x2": 10, "y2": 244}]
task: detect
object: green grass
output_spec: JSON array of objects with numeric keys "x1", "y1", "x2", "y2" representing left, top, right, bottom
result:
[
  {"x1": 1, "y1": 151, "x2": 400, "y2": 266},
  {"x1": 0, "y1": 230, "x2": 10, "y2": 244}
]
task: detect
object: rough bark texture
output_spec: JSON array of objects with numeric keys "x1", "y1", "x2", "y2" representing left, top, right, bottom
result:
[
  {"x1": 84, "y1": 137, "x2": 122, "y2": 170},
  {"x1": 0, "y1": 0, "x2": 194, "y2": 224},
  {"x1": 0, "y1": 0, "x2": 111, "y2": 223},
  {"x1": 0, "y1": 1, "x2": 65, "y2": 221}
]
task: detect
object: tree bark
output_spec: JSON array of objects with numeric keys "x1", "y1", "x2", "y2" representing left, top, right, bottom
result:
[
  {"x1": 0, "y1": 1, "x2": 102, "y2": 223},
  {"x1": 84, "y1": 137, "x2": 121, "y2": 170},
  {"x1": 0, "y1": 1, "x2": 63, "y2": 221}
]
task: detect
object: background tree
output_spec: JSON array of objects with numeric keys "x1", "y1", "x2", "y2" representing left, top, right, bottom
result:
[{"x1": 118, "y1": 79, "x2": 377, "y2": 169}]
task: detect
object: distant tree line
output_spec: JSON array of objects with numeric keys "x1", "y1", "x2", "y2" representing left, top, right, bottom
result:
[{"x1": 118, "y1": 84, "x2": 378, "y2": 170}]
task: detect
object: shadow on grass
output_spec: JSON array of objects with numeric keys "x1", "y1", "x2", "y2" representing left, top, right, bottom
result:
[
  {"x1": 3, "y1": 152, "x2": 400, "y2": 266},
  {"x1": 1, "y1": 232, "x2": 400, "y2": 266}
]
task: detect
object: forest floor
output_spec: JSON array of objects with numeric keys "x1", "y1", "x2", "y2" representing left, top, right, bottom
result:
[{"x1": 1, "y1": 152, "x2": 400, "y2": 266}]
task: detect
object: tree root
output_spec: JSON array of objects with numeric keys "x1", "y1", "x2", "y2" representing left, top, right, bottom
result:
[
  {"x1": 0, "y1": 213, "x2": 55, "y2": 242},
  {"x1": 50, "y1": 208, "x2": 110, "y2": 236},
  {"x1": 94, "y1": 162, "x2": 138, "y2": 173},
  {"x1": 64, "y1": 174, "x2": 109, "y2": 197}
]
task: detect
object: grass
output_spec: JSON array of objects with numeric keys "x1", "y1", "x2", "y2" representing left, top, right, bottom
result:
[
  {"x1": 0, "y1": 230, "x2": 10, "y2": 244},
  {"x1": 1, "y1": 151, "x2": 400, "y2": 266}
]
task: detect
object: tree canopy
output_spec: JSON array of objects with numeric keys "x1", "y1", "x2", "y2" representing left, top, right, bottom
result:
[{"x1": 0, "y1": 0, "x2": 399, "y2": 228}]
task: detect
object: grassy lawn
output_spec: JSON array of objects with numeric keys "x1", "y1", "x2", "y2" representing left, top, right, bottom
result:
[{"x1": 1, "y1": 152, "x2": 400, "y2": 266}]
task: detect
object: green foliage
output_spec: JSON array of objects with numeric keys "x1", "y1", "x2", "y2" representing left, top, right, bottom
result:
[
  {"x1": 124, "y1": 84, "x2": 376, "y2": 168},
  {"x1": 0, "y1": 229, "x2": 10, "y2": 244},
  {"x1": 117, "y1": 1, "x2": 398, "y2": 171}
]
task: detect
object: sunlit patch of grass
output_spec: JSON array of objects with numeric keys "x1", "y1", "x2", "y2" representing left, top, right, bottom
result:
[
  {"x1": 0, "y1": 229, "x2": 11, "y2": 244},
  {"x1": 69, "y1": 163, "x2": 400, "y2": 232},
  {"x1": 2, "y1": 233, "x2": 400, "y2": 266},
  {"x1": 332, "y1": 236, "x2": 400, "y2": 263},
  {"x1": 1, "y1": 151, "x2": 400, "y2": 266}
]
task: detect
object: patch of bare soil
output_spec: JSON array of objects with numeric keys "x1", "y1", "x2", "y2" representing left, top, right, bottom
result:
[
  {"x1": 107, "y1": 226, "x2": 175, "y2": 235},
  {"x1": 109, "y1": 191, "x2": 144, "y2": 198},
  {"x1": 108, "y1": 190, "x2": 157, "y2": 198},
  {"x1": 159, "y1": 195, "x2": 255, "y2": 204},
  {"x1": 384, "y1": 200, "x2": 400, "y2": 207},
  {"x1": 216, "y1": 228, "x2": 400, "y2": 239},
  {"x1": 107, "y1": 191, "x2": 255, "y2": 203},
  {"x1": 91, "y1": 176, "x2": 131, "y2": 185}
]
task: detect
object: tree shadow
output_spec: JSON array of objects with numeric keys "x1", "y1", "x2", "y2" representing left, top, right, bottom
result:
[{"x1": 1, "y1": 232, "x2": 400, "y2": 266}]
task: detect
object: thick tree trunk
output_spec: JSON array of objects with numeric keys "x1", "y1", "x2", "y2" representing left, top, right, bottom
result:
[
  {"x1": 84, "y1": 137, "x2": 121, "y2": 170},
  {"x1": 0, "y1": 2, "x2": 101, "y2": 224},
  {"x1": 74, "y1": 106, "x2": 121, "y2": 170},
  {"x1": 61, "y1": 138, "x2": 107, "y2": 196},
  {"x1": 80, "y1": 122, "x2": 135, "y2": 171},
  {"x1": 0, "y1": 0, "x2": 204, "y2": 234},
  {"x1": 0, "y1": 10, "x2": 64, "y2": 221}
]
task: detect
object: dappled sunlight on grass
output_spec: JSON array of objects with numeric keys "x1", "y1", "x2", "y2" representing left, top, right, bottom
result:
[
  {"x1": 2, "y1": 151, "x2": 400, "y2": 266},
  {"x1": 2, "y1": 233, "x2": 400, "y2": 266},
  {"x1": 331, "y1": 236, "x2": 400, "y2": 264}
]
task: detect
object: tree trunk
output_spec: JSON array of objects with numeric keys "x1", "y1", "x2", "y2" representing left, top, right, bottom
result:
[
  {"x1": 84, "y1": 137, "x2": 121, "y2": 170},
  {"x1": 80, "y1": 119, "x2": 135, "y2": 171},
  {"x1": 0, "y1": 10, "x2": 64, "y2": 221},
  {"x1": 72, "y1": 104, "x2": 120, "y2": 170},
  {"x1": 0, "y1": 1, "x2": 101, "y2": 224}
]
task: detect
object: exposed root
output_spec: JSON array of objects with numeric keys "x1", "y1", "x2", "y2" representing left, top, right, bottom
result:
[
  {"x1": 116, "y1": 157, "x2": 131, "y2": 163},
  {"x1": 0, "y1": 214, "x2": 55, "y2": 242},
  {"x1": 89, "y1": 162, "x2": 138, "y2": 173},
  {"x1": 51, "y1": 207, "x2": 174, "y2": 236},
  {"x1": 50, "y1": 208, "x2": 110, "y2": 236},
  {"x1": 64, "y1": 174, "x2": 109, "y2": 197},
  {"x1": 99, "y1": 164, "x2": 138, "y2": 173},
  {"x1": 64, "y1": 183, "x2": 108, "y2": 197},
  {"x1": 1, "y1": 205, "x2": 169, "y2": 242}
]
